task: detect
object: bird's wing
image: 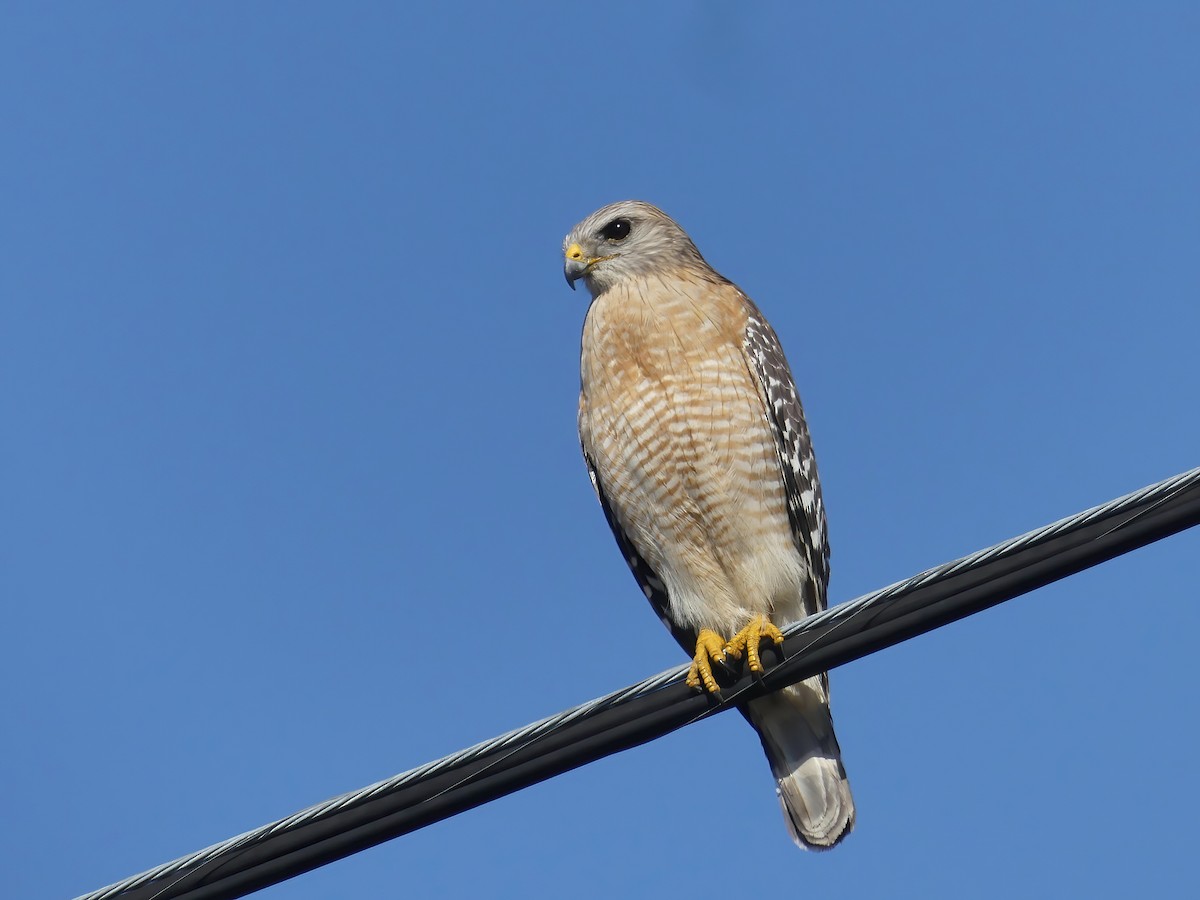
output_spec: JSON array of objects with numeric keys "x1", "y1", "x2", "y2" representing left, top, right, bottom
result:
[{"x1": 739, "y1": 296, "x2": 831, "y2": 606}]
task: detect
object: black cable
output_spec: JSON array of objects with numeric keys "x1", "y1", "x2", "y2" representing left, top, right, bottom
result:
[{"x1": 77, "y1": 466, "x2": 1200, "y2": 900}]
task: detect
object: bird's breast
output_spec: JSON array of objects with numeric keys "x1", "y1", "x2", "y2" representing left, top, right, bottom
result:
[{"x1": 579, "y1": 276, "x2": 804, "y2": 630}]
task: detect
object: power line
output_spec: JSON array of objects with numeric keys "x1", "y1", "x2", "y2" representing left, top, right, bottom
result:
[{"x1": 77, "y1": 465, "x2": 1200, "y2": 900}]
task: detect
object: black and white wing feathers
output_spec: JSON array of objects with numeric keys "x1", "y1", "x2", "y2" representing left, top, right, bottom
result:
[{"x1": 741, "y1": 298, "x2": 831, "y2": 607}]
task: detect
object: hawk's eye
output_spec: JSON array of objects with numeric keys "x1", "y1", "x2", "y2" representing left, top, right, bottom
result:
[{"x1": 600, "y1": 218, "x2": 632, "y2": 241}]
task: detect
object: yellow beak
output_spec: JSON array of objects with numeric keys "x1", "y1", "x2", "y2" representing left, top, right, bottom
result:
[{"x1": 564, "y1": 242, "x2": 588, "y2": 290}]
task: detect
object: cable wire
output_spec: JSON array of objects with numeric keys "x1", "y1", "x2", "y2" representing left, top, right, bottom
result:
[{"x1": 76, "y1": 465, "x2": 1200, "y2": 900}]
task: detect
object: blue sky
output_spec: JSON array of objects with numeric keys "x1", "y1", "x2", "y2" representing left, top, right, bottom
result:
[{"x1": 3, "y1": 3, "x2": 1198, "y2": 898}]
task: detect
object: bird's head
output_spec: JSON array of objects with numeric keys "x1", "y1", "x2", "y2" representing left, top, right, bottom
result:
[{"x1": 562, "y1": 200, "x2": 705, "y2": 297}]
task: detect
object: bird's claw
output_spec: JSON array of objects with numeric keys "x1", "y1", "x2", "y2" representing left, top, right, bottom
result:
[
  {"x1": 686, "y1": 628, "x2": 729, "y2": 693},
  {"x1": 722, "y1": 614, "x2": 785, "y2": 676}
]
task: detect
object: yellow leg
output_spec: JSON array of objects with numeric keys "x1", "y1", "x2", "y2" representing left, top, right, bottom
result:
[
  {"x1": 722, "y1": 614, "x2": 785, "y2": 675},
  {"x1": 686, "y1": 628, "x2": 728, "y2": 693}
]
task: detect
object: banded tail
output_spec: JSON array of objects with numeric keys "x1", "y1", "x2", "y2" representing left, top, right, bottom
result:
[{"x1": 746, "y1": 678, "x2": 855, "y2": 849}]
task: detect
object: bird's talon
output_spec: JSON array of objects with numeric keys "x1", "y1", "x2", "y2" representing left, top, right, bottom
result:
[
  {"x1": 725, "y1": 614, "x2": 785, "y2": 676},
  {"x1": 687, "y1": 628, "x2": 729, "y2": 693}
]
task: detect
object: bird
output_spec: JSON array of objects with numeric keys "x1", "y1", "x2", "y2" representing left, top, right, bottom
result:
[{"x1": 564, "y1": 200, "x2": 854, "y2": 849}]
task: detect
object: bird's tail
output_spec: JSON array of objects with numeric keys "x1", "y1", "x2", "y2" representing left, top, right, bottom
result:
[{"x1": 745, "y1": 677, "x2": 855, "y2": 849}]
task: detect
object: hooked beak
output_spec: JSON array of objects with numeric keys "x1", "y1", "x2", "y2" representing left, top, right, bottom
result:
[{"x1": 564, "y1": 242, "x2": 588, "y2": 290}]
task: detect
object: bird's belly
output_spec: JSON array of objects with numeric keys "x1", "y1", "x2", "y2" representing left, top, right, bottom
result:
[{"x1": 582, "y1": 369, "x2": 812, "y2": 635}]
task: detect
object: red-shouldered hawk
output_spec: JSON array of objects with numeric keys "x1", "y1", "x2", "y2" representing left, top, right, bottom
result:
[{"x1": 564, "y1": 200, "x2": 854, "y2": 849}]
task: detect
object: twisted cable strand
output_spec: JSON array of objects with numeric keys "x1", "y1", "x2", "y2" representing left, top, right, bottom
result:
[{"x1": 76, "y1": 465, "x2": 1200, "y2": 900}]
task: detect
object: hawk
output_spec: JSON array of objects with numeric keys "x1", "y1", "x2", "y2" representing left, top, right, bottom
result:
[{"x1": 564, "y1": 200, "x2": 854, "y2": 849}]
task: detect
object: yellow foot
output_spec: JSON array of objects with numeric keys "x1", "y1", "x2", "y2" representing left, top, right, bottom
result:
[
  {"x1": 722, "y1": 614, "x2": 785, "y2": 676},
  {"x1": 685, "y1": 628, "x2": 729, "y2": 693}
]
